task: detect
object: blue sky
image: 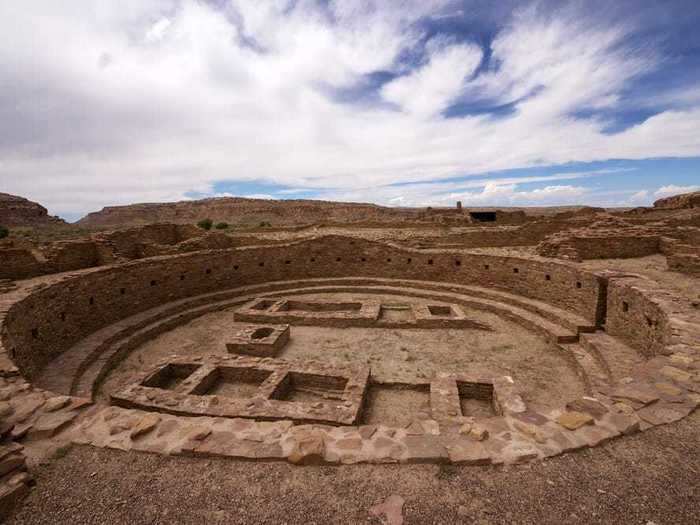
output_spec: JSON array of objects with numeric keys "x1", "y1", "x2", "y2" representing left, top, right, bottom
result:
[{"x1": 1, "y1": 1, "x2": 699, "y2": 220}]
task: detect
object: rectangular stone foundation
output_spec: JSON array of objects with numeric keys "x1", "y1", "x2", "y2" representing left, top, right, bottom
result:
[
  {"x1": 111, "y1": 354, "x2": 370, "y2": 425},
  {"x1": 235, "y1": 297, "x2": 490, "y2": 330}
]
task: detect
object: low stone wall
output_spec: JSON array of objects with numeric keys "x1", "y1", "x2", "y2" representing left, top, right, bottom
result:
[{"x1": 1, "y1": 236, "x2": 603, "y2": 379}]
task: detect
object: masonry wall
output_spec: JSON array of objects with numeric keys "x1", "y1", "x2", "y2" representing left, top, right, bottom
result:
[
  {"x1": 605, "y1": 278, "x2": 669, "y2": 356},
  {"x1": 2, "y1": 236, "x2": 604, "y2": 378}
]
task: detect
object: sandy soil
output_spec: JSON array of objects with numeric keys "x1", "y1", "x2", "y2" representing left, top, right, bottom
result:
[
  {"x1": 101, "y1": 293, "x2": 585, "y2": 412},
  {"x1": 10, "y1": 409, "x2": 700, "y2": 525}
]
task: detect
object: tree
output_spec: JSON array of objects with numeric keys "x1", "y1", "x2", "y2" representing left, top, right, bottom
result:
[
  {"x1": 197, "y1": 218, "x2": 213, "y2": 230},
  {"x1": 214, "y1": 222, "x2": 229, "y2": 230}
]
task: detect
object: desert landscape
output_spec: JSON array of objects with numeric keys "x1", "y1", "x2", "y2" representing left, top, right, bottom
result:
[
  {"x1": 2, "y1": 2, "x2": 700, "y2": 523},
  {"x1": 0, "y1": 189, "x2": 698, "y2": 523}
]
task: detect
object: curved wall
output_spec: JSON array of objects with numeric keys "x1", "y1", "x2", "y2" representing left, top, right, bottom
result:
[{"x1": 2, "y1": 236, "x2": 615, "y2": 379}]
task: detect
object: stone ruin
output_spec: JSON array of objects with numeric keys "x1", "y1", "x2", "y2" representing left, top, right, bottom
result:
[{"x1": 0, "y1": 192, "x2": 698, "y2": 518}]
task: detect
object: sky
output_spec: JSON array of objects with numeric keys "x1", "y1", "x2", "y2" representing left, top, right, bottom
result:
[{"x1": 1, "y1": 1, "x2": 700, "y2": 222}]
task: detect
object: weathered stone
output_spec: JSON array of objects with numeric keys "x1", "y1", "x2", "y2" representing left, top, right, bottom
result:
[
  {"x1": 29, "y1": 411, "x2": 77, "y2": 440},
  {"x1": 335, "y1": 437, "x2": 363, "y2": 451},
  {"x1": 654, "y1": 383, "x2": 683, "y2": 397},
  {"x1": 288, "y1": 431, "x2": 326, "y2": 464},
  {"x1": 468, "y1": 424, "x2": 489, "y2": 441},
  {"x1": 556, "y1": 411, "x2": 594, "y2": 430},
  {"x1": 0, "y1": 403, "x2": 13, "y2": 418},
  {"x1": 43, "y1": 396, "x2": 71, "y2": 412},
  {"x1": 402, "y1": 436, "x2": 447, "y2": 462},
  {"x1": 611, "y1": 384, "x2": 659, "y2": 406},
  {"x1": 0, "y1": 454, "x2": 25, "y2": 477},
  {"x1": 369, "y1": 494, "x2": 405, "y2": 525},
  {"x1": 660, "y1": 366, "x2": 692, "y2": 383},
  {"x1": 447, "y1": 442, "x2": 491, "y2": 465},
  {"x1": 358, "y1": 425, "x2": 377, "y2": 440},
  {"x1": 130, "y1": 414, "x2": 161, "y2": 440},
  {"x1": 565, "y1": 398, "x2": 608, "y2": 418}
]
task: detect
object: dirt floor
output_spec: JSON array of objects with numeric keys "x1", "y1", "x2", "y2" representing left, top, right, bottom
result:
[
  {"x1": 100, "y1": 293, "x2": 585, "y2": 412},
  {"x1": 9, "y1": 408, "x2": 700, "y2": 525}
]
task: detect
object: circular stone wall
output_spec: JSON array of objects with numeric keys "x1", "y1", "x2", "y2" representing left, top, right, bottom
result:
[{"x1": 0, "y1": 236, "x2": 698, "y2": 465}]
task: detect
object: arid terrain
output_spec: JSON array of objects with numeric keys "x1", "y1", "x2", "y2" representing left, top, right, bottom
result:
[{"x1": 0, "y1": 191, "x2": 698, "y2": 523}]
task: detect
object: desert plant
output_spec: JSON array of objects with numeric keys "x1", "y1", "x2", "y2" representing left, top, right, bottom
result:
[
  {"x1": 259, "y1": 221, "x2": 272, "y2": 227},
  {"x1": 214, "y1": 222, "x2": 229, "y2": 230},
  {"x1": 0, "y1": 225, "x2": 8, "y2": 239},
  {"x1": 197, "y1": 218, "x2": 213, "y2": 230}
]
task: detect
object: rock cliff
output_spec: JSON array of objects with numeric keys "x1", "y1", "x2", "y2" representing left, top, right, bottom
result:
[{"x1": 0, "y1": 193, "x2": 66, "y2": 227}]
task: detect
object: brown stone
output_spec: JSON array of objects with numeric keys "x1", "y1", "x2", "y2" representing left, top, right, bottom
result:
[
  {"x1": 130, "y1": 414, "x2": 161, "y2": 440},
  {"x1": 29, "y1": 411, "x2": 77, "y2": 439},
  {"x1": 556, "y1": 411, "x2": 594, "y2": 430},
  {"x1": 43, "y1": 396, "x2": 71, "y2": 412},
  {"x1": 447, "y1": 442, "x2": 491, "y2": 465},
  {"x1": 565, "y1": 398, "x2": 608, "y2": 418}
]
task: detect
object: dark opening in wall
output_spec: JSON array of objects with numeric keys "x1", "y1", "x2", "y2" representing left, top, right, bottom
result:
[
  {"x1": 387, "y1": 258, "x2": 392, "y2": 262},
  {"x1": 179, "y1": 275, "x2": 185, "y2": 281},
  {"x1": 407, "y1": 258, "x2": 412, "y2": 263},
  {"x1": 576, "y1": 281, "x2": 582, "y2": 289},
  {"x1": 513, "y1": 268, "x2": 519, "y2": 274},
  {"x1": 205, "y1": 268, "x2": 211, "y2": 275},
  {"x1": 428, "y1": 259, "x2": 434, "y2": 265},
  {"x1": 622, "y1": 301, "x2": 629, "y2": 312},
  {"x1": 310, "y1": 258, "x2": 316, "y2": 263},
  {"x1": 60, "y1": 312, "x2": 66, "y2": 322},
  {"x1": 150, "y1": 280, "x2": 157, "y2": 286},
  {"x1": 259, "y1": 262, "x2": 264, "y2": 267},
  {"x1": 31, "y1": 328, "x2": 39, "y2": 339},
  {"x1": 545, "y1": 274, "x2": 551, "y2": 281},
  {"x1": 336, "y1": 257, "x2": 341, "y2": 262},
  {"x1": 89, "y1": 297, "x2": 94, "y2": 305},
  {"x1": 469, "y1": 212, "x2": 497, "y2": 222},
  {"x1": 120, "y1": 287, "x2": 126, "y2": 294},
  {"x1": 646, "y1": 315, "x2": 655, "y2": 327},
  {"x1": 361, "y1": 257, "x2": 366, "y2": 262},
  {"x1": 484, "y1": 264, "x2": 490, "y2": 270},
  {"x1": 284, "y1": 260, "x2": 291, "y2": 265},
  {"x1": 455, "y1": 260, "x2": 461, "y2": 266}
]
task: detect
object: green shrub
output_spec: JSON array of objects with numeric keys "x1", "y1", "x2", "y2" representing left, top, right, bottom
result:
[
  {"x1": 0, "y1": 225, "x2": 8, "y2": 239},
  {"x1": 214, "y1": 222, "x2": 229, "y2": 230},
  {"x1": 259, "y1": 221, "x2": 272, "y2": 227},
  {"x1": 197, "y1": 218, "x2": 213, "y2": 230}
]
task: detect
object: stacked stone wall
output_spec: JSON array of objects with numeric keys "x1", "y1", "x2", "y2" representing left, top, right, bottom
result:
[{"x1": 1, "y1": 236, "x2": 603, "y2": 379}]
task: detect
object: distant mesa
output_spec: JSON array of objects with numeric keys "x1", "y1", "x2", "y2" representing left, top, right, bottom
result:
[
  {"x1": 653, "y1": 190, "x2": 700, "y2": 210},
  {"x1": 75, "y1": 196, "x2": 411, "y2": 228},
  {"x1": 0, "y1": 192, "x2": 66, "y2": 227}
]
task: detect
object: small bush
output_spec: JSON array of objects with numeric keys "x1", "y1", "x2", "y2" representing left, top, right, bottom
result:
[
  {"x1": 197, "y1": 218, "x2": 213, "y2": 230},
  {"x1": 0, "y1": 225, "x2": 8, "y2": 239},
  {"x1": 214, "y1": 222, "x2": 229, "y2": 230},
  {"x1": 259, "y1": 221, "x2": 272, "y2": 228}
]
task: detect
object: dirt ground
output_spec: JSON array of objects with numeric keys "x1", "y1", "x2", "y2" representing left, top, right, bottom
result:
[
  {"x1": 10, "y1": 408, "x2": 700, "y2": 525},
  {"x1": 101, "y1": 293, "x2": 584, "y2": 412}
]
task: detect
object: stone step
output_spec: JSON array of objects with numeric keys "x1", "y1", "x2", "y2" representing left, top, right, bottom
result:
[
  {"x1": 579, "y1": 331, "x2": 644, "y2": 381},
  {"x1": 558, "y1": 342, "x2": 611, "y2": 395}
]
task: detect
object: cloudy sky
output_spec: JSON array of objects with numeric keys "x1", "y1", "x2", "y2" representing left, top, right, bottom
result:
[{"x1": 1, "y1": 0, "x2": 700, "y2": 221}]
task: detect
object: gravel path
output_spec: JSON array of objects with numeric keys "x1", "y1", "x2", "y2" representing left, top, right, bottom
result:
[{"x1": 10, "y1": 410, "x2": 700, "y2": 524}]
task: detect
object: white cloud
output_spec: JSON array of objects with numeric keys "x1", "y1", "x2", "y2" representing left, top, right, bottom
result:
[
  {"x1": 654, "y1": 185, "x2": 700, "y2": 198},
  {"x1": 145, "y1": 17, "x2": 172, "y2": 42},
  {"x1": 381, "y1": 39, "x2": 483, "y2": 117},
  {"x1": 0, "y1": 1, "x2": 698, "y2": 218}
]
